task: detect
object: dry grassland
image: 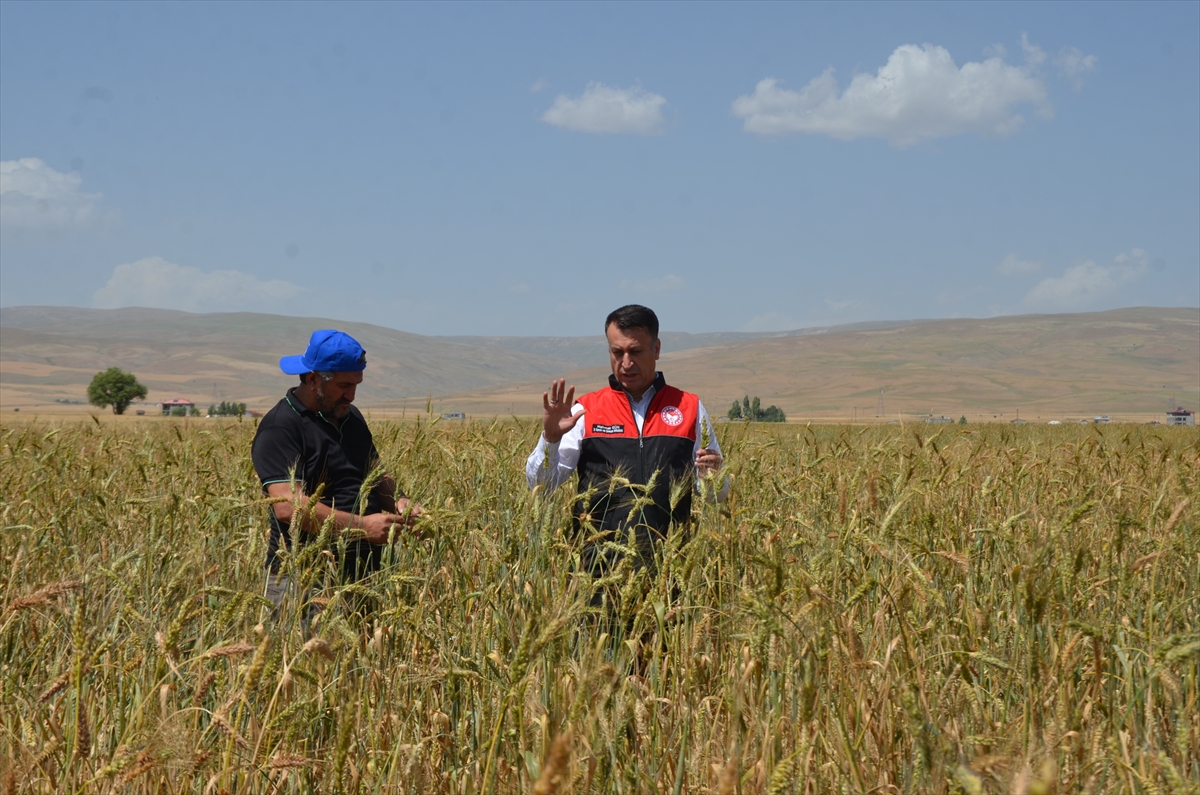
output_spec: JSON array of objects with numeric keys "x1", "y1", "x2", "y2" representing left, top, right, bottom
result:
[
  {"x1": 1, "y1": 417, "x2": 1197, "y2": 793},
  {"x1": 430, "y1": 309, "x2": 1200, "y2": 423},
  {"x1": 3, "y1": 307, "x2": 1195, "y2": 423}
]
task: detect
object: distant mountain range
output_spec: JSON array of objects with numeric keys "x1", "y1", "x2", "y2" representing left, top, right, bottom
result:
[
  {"x1": 1, "y1": 305, "x2": 1196, "y2": 421},
  {"x1": 432, "y1": 307, "x2": 1200, "y2": 421},
  {"x1": 436, "y1": 319, "x2": 915, "y2": 369},
  {"x1": 0, "y1": 306, "x2": 915, "y2": 408},
  {"x1": 0, "y1": 306, "x2": 573, "y2": 408}
]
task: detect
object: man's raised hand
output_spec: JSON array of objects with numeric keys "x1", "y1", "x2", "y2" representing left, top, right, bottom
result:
[{"x1": 542, "y1": 378, "x2": 585, "y2": 444}]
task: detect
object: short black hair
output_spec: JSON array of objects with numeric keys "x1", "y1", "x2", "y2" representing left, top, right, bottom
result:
[
  {"x1": 299, "y1": 371, "x2": 335, "y2": 386},
  {"x1": 605, "y1": 304, "x2": 659, "y2": 340}
]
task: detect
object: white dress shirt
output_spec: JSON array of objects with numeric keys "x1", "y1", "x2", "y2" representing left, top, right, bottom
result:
[{"x1": 525, "y1": 379, "x2": 730, "y2": 502}]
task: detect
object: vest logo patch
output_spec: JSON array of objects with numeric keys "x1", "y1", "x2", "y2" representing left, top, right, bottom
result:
[
  {"x1": 591, "y1": 423, "x2": 625, "y2": 435},
  {"x1": 660, "y1": 406, "x2": 684, "y2": 426}
]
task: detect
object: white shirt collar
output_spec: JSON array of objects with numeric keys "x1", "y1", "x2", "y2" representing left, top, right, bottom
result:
[{"x1": 629, "y1": 384, "x2": 657, "y2": 410}]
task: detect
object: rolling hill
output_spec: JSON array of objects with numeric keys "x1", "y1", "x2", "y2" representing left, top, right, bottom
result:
[
  {"x1": 0, "y1": 307, "x2": 575, "y2": 411},
  {"x1": 428, "y1": 307, "x2": 1200, "y2": 422},
  {"x1": 1, "y1": 306, "x2": 1196, "y2": 422},
  {"x1": 436, "y1": 320, "x2": 915, "y2": 369}
]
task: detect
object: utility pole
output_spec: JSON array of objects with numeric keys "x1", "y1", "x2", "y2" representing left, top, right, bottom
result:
[{"x1": 876, "y1": 388, "x2": 885, "y2": 417}]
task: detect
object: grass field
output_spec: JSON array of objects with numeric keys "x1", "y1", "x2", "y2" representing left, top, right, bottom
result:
[{"x1": 1, "y1": 417, "x2": 1197, "y2": 793}]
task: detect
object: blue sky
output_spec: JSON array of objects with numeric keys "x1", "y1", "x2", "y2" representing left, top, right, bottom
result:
[{"x1": 1, "y1": 1, "x2": 1196, "y2": 335}]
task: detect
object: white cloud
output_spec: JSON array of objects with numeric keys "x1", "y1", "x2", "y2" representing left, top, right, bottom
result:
[
  {"x1": 1055, "y1": 47, "x2": 1098, "y2": 91},
  {"x1": 541, "y1": 83, "x2": 667, "y2": 135},
  {"x1": 742, "y1": 311, "x2": 798, "y2": 332},
  {"x1": 996, "y1": 253, "x2": 1042, "y2": 276},
  {"x1": 529, "y1": 78, "x2": 549, "y2": 94},
  {"x1": 824, "y1": 298, "x2": 856, "y2": 311},
  {"x1": 0, "y1": 157, "x2": 104, "y2": 231},
  {"x1": 621, "y1": 273, "x2": 685, "y2": 293},
  {"x1": 1022, "y1": 249, "x2": 1150, "y2": 310},
  {"x1": 1020, "y1": 33, "x2": 1048, "y2": 68},
  {"x1": 92, "y1": 256, "x2": 306, "y2": 313},
  {"x1": 731, "y1": 42, "x2": 1051, "y2": 146}
]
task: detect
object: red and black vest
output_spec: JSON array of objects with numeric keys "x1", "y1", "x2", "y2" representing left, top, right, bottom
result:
[{"x1": 574, "y1": 373, "x2": 699, "y2": 549}]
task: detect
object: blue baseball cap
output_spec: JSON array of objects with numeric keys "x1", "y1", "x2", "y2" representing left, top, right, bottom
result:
[{"x1": 279, "y1": 329, "x2": 367, "y2": 375}]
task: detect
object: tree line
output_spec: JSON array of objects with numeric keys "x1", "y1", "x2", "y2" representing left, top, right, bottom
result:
[
  {"x1": 727, "y1": 395, "x2": 786, "y2": 423},
  {"x1": 208, "y1": 400, "x2": 247, "y2": 417}
]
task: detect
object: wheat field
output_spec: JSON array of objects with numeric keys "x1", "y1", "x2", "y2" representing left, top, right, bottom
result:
[{"x1": 1, "y1": 417, "x2": 1197, "y2": 794}]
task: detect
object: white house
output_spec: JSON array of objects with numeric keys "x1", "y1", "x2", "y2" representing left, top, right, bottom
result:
[
  {"x1": 1166, "y1": 408, "x2": 1195, "y2": 426},
  {"x1": 161, "y1": 398, "x2": 195, "y2": 416}
]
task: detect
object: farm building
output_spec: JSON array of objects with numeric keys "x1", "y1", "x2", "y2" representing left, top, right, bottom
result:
[
  {"x1": 1166, "y1": 408, "x2": 1195, "y2": 426},
  {"x1": 441, "y1": 411, "x2": 466, "y2": 420},
  {"x1": 161, "y1": 398, "x2": 195, "y2": 415}
]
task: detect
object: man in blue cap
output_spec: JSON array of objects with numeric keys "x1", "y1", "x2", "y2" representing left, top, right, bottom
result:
[{"x1": 252, "y1": 329, "x2": 422, "y2": 613}]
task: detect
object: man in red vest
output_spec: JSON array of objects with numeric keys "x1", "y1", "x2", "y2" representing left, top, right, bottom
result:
[{"x1": 525, "y1": 305, "x2": 728, "y2": 578}]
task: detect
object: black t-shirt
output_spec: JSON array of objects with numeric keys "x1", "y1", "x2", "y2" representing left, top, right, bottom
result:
[{"x1": 251, "y1": 389, "x2": 383, "y2": 573}]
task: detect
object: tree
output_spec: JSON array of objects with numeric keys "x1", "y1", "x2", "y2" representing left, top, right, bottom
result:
[
  {"x1": 759, "y1": 405, "x2": 787, "y2": 422},
  {"x1": 733, "y1": 394, "x2": 787, "y2": 423},
  {"x1": 87, "y1": 368, "x2": 147, "y2": 415},
  {"x1": 208, "y1": 400, "x2": 247, "y2": 417},
  {"x1": 959, "y1": 415, "x2": 967, "y2": 425}
]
